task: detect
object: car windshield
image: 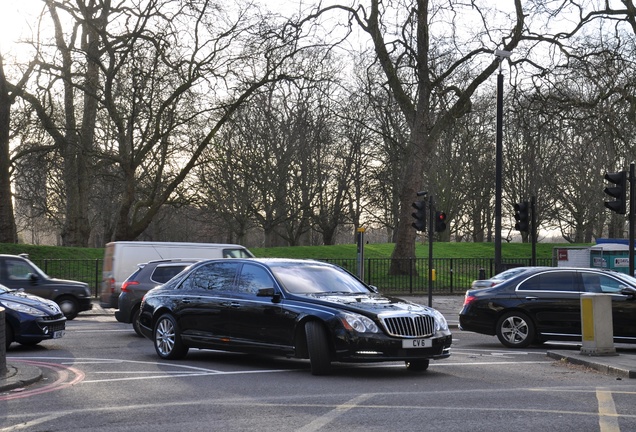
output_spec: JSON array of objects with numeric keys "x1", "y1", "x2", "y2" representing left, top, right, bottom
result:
[
  {"x1": 492, "y1": 268, "x2": 528, "y2": 281},
  {"x1": 270, "y1": 263, "x2": 369, "y2": 295},
  {"x1": 611, "y1": 271, "x2": 636, "y2": 287}
]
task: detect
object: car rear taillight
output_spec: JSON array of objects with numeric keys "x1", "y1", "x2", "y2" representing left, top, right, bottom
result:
[
  {"x1": 463, "y1": 294, "x2": 477, "y2": 306},
  {"x1": 121, "y1": 281, "x2": 140, "y2": 292}
]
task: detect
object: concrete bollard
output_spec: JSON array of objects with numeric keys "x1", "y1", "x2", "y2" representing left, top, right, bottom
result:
[
  {"x1": 580, "y1": 293, "x2": 617, "y2": 356},
  {"x1": 1, "y1": 307, "x2": 5, "y2": 376}
]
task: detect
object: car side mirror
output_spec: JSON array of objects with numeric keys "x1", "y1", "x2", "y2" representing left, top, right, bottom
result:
[
  {"x1": 620, "y1": 286, "x2": 636, "y2": 298},
  {"x1": 28, "y1": 273, "x2": 39, "y2": 284},
  {"x1": 368, "y1": 285, "x2": 379, "y2": 294},
  {"x1": 257, "y1": 288, "x2": 282, "y2": 303}
]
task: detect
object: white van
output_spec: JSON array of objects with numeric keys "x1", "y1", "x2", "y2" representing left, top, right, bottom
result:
[{"x1": 99, "y1": 241, "x2": 253, "y2": 308}]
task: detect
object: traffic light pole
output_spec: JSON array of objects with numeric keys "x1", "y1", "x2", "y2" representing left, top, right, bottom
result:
[
  {"x1": 531, "y1": 196, "x2": 536, "y2": 266},
  {"x1": 630, "y1": 163, "x2": 635, "y2": 276},
  {"x1": 428, "y1": 194, "x2": 434, "y2": 307}
]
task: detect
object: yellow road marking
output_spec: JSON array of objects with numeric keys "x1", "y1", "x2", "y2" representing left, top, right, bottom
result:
[{"x1": 597, "y1": 389, "x2": 620, "y2": 432}]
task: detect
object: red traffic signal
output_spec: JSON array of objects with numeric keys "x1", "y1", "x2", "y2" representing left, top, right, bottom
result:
[{"x1": 435, "y1": 211, "x2": 447, "y2": 232}]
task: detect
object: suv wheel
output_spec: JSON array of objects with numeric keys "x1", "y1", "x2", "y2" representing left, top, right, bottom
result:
[{"x1": 57, "y1": 296, "x2": 79, "y2": 320}]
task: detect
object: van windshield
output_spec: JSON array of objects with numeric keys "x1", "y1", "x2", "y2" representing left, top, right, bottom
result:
[{"x1": 223, "y1": 248, "x2": 254, "y2": 258}]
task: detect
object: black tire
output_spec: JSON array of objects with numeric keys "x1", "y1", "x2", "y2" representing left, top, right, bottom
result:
[
  {"x1": 131, "y1": 308, "x2": 143, "y2": 337},
  {"x1": 5, "y1": 323, "x2": 14, "y2": 350},
  {"x1": 18, "y1": 339, "x2": 43, "y2": 346},
  {"x1": 153, "y1": 313, "x2": 188, "y2": 360},
  {"x1": 57, "y1": 296, "x2": 79, "y2": 320},
  {"x1": 305, "y1": 321, "x2": 331, "y2": 376},
  {"x1": 496, "y1": 311, "x2": 535, "y2": 348},
  {"x1": 405, "y1": 359, "x2": 430, "y2": 372}
]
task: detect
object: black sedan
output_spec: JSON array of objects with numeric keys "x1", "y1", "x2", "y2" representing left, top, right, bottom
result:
[
  {"x1": 139, "y1": 258, "x2": 452, "y2": 375},
  {"x1": 459, "y1": 267, "x2": 636, "y2": 348},
  {"x1": 2, "y1": 284, "x2": 66, "y2": 349}
]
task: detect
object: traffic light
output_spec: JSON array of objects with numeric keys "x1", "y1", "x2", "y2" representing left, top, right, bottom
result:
[
  {"x1": 514, "y1": 201, "x2": 529, "y2": 232},
  {"x1": 434, "y1": 211, "x2": 447, "y2": 232},
  {"x1": 604, "y1": 171, "x2": 627, "y2": 215},
  {"x1": 411, "y1": 200, "x2": 426, "y2": 231}
]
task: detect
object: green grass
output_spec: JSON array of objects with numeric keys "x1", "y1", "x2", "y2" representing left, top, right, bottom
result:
[
  {"x1": 249, "y1": 242, "x2": 591, "y2": 260},
  {"x1": 0, "y1": 241, "x2": 592, "y2": 260}
]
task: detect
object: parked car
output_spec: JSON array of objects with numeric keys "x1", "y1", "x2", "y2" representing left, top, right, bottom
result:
[
  {"x1": 2, "y1": 283, "x2": 66, "y2": 349},
  {"x1": 470, "y1": 267, "x2": 530, "y2": 289},
  {"x1": 100, "y1": 242, "x2": 253, "y2": 308},
  {"x1": 0, "y1": 254, "x2": 92, "y2": 320},
  {"x1": 459, "y1": 266, "x2": 636, "y2": 348},
  {"x1": 115, "y1": 259, "x2": 200, "y2": 336},
  {"x1": 139, "y1": 258, "x2": 452, "y2": 375}
]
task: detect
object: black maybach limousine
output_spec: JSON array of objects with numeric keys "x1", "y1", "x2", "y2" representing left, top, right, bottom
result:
[{"x1": 139, "y1": 258, "x2": 452, "y2": 375}]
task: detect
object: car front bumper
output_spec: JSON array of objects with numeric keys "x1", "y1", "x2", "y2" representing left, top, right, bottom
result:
[
  {"x1": 12, "y1": 314, "x2": 66, "y2": 342},
  {"x1": 332, "y1": 332, "x2": 452, "y2": 363}
]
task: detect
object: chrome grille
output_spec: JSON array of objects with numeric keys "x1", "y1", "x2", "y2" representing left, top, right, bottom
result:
[{"x1": 381, "y1": 314, "x2": 435, "y2": 338}]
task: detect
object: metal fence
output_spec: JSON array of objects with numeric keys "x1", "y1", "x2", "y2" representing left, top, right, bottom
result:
[
  {"x1": 32, "y1": 259, "x2": 104, "y2": 297},
  {"x1": 31, "y1": 257, "x2": 553, "y2": 297},
  {"x1": 322, "y1": 257, "x2": 554, "y2": 294}
]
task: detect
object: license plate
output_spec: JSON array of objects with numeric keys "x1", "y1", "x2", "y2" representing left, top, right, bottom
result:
[
  {"x1": 402, "y1": 338, "x2": 432, "y2": 349},
  {"x1": 53, "y1": 330, "x2": 65, "y2": 339}
]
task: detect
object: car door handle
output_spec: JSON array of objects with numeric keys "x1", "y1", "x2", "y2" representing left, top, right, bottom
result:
[
  {"x1": 221, "y1": 301, "x2": 241, "y2": 308},
  {"x1": 525, "y1": 296, "x2": 539, "y2": 301}
]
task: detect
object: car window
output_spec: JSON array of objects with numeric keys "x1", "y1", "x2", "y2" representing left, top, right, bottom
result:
[
  {"x1": 6, "y1": 259, "x2": 35, "y2": 280},
  {"x1": 518, "y1": 271, "x2": 580, "y2": 292},
  {"x1": 237, "y1": 264, "x2": 274, "y2": 294},
  {"x1": 180, "y1": 262, "x2": 240, "y2": 292},
  {"x1": 151, "y1": 265, "x2": 189, "y2": 284},
  {"x1": 596, "y1": 274, "x2": 626, "y2": 294}
]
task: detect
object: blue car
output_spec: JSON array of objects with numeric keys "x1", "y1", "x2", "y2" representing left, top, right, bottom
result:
[{"x1": 2, "y1": 284, "x2": 66, "y2": 349}]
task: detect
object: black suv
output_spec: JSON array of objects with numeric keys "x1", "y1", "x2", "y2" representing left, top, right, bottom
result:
[
  {"x1": 115, "y1": 259, "x2": 199, "y2": 336},
  {"x1": 0, "y1": 254, "x2": 92, "y2": 320}
]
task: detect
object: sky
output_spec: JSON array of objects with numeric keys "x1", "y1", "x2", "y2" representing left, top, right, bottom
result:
[{"x1": 0, "y1": 0, "x2": 41, "y2": 54}]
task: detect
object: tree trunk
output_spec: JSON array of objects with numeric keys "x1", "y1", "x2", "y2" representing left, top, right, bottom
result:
[{"x1": 0, "y1": 56, "x2": 17, "y2": 243}]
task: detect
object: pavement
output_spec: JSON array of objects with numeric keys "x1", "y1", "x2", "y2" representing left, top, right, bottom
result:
[{"x1": 2, "y1": 295, "x2": 635, "y2": 392}]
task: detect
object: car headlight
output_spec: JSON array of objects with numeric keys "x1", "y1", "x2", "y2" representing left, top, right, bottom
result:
[
  {"x1": 431, "y1": 309, "x2": 449, "y2": 332},
  {"x1": 2, "y1": 300, "x2": 48, "y2": 316},
  {"x1": 340, "y1": 312, "x2": 379, "y2": 333}
]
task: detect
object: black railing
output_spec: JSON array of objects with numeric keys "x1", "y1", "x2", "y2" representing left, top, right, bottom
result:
[
  {"x1": 322, "y1": 257, "x2": 553, "y2": 294},
  {"x1": 30, "y1": 257, "x2": 553, "y2": 297},
  {"x1": 31, "y1": 259, "x2": 104, "y2": 297}
]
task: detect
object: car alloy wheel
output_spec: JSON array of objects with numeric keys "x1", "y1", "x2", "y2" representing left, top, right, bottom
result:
[
  {"x1": 154, "y1": 314, "x2": 188, "y2": 360},
  {"x1": 496, "y1": 312, "x2": 535, "y2": 348}
]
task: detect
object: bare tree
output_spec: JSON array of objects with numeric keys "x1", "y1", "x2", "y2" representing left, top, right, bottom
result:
[
  {"x1": 303, "y1": 1, "x2": 525, "y2": 273},
  {"x1": 0, "y1": 55, "x2": 18, "y2": 243}
]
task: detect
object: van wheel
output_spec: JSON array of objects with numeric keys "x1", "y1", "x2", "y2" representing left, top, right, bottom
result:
[
  {"x1": 131, "y1": 308, "x2": 143, "y2": 337},
  {"x1": 305, "y1": 321, "x2": 331, "y2": 376},
  {"x1": 154, "y1": 314, "x2": 188, "y2": 359},
  {"x1": 57, "y1": 296, "x2": 78, "y2": 320}
]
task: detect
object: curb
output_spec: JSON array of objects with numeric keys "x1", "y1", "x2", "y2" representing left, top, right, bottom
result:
[
  {"x1": 0, "y1": 361, "x2": 43, "y2": 393},
  {"x1": 547, "y1": 350, "x2": 636, "y2": 379}
]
